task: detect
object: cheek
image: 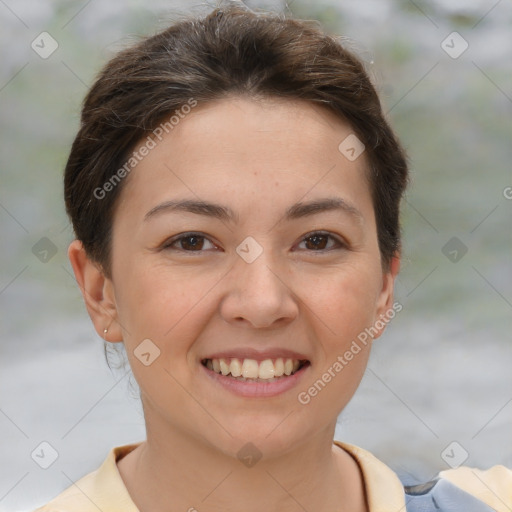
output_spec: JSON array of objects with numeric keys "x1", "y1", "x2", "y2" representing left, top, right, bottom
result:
[
  {"x1": 304, "y1": 264, "x2": 382, "y2": 341},
  {"x1": 296, "y1": 269, "x2": 377, "y2": 416},
  {"x1": 114, "y1": 262, "x2": 219, "y2": 352}
]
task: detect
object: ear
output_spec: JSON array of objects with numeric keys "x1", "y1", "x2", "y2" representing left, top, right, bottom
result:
[
  {"x1": 372, "y1": 253, "x2": 401, "y2": 340},
  {"x1": 67, "y1": 239, "x2": 123, "y2": 342}
]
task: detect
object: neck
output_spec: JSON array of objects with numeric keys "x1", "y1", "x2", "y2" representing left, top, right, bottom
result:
[{"x1": 118, "y1": 419, "x2": 367, "y2": 512}]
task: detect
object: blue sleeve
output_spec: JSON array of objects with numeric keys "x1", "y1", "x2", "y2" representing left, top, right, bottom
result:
[{"x1": 404, "y1": 478, "x2": 496, "y2": 512}]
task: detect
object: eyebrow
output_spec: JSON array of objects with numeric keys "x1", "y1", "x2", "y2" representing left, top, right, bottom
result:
[{"x1": 144, "y1": 197, "x2": 363, "y2": 223}]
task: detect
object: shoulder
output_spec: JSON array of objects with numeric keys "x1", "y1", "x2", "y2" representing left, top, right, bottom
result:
[
  {"x1": 30, "y1": 443, "x2": 142, "y2": 512},
  {"x1": 335, "y1": 440, "x2": 512, "y2": 512},
  {"x1": 404, "y1": 464, "x2": 512, "y2": 512},
  {"x1": 30, "y1": 468, "x2": 101, "y2": 512}
]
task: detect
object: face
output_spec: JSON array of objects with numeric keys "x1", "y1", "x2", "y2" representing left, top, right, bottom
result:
[{"x1": 72, "y1": 96, "x2": 398, "y2": 459}]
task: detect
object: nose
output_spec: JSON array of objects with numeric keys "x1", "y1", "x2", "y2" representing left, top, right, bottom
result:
[{"x1": 220, "y1": 248, "x2": 299, "y2": 329}]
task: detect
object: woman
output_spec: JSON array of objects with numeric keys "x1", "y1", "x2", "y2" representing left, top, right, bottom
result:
[{"x1": 34, "y1": 4, "x2": 511, "y2": 511}]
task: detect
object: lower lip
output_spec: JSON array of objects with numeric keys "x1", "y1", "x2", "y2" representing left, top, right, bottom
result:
[{"x1": 201, "y1": 362, "x2": 310, "y2": 398}]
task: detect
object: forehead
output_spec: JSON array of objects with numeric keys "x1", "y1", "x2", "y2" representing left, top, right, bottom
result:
[
  {"x1": 114, "y1": 96, "x2": 372, "y2": 223},
  {"x1": 156, "y1": 96, "x2": 360, "y2": 165}
]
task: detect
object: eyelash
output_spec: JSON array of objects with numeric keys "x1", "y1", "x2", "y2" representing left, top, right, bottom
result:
[{"x1": 161, "y1": 231, "x2": 347, "y2": 254}]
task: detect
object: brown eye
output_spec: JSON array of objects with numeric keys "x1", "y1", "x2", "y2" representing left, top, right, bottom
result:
[
  {"x1": 179, "y1": 235, "x2": 205, "y2": 251},
  {"x1": 298, "y1": 232, "x2": 344, "y2": 252},
  {"x1": 163, "y1": 233, "x2": 216, "y2": 252}
]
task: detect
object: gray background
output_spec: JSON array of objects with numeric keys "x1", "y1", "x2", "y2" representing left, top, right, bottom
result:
[{"x1": 1, "y1": 0, "x2": 511, "y2": 510}]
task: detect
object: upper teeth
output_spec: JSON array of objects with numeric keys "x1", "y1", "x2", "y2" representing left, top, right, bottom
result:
[{"x1": 205, "y1": 358, "x2": 302, "y2": 380}]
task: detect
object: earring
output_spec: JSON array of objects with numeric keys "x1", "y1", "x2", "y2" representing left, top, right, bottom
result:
[{"x1": 103, "y1": 318, "x2": 115, "y2": 340}]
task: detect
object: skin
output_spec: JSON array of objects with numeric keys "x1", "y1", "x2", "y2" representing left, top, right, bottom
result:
[{"x1": 69, "y1": 96, "x2": 400, "y2": 512}]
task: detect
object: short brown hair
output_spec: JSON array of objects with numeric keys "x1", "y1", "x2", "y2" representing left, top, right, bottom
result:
[{"x1": 64, "y1": 3, "x2": 408, "y2": 277}]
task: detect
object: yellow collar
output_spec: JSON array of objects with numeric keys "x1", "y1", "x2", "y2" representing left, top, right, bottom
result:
[
  {"x1": 41, "y1": 441, "x2": 406, "y2": 512},
  {"x1": 334, "y1": 440, "x2": 406, "y2": 511}
]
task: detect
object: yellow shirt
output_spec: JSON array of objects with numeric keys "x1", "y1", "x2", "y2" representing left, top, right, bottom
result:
[{"x1": 33, "y1": 441, "x2": 512, "y2": 512}]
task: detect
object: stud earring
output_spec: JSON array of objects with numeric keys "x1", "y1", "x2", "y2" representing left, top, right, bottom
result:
[{"x1": 103, "y1": 319, "x2": 115, "y2": 340}]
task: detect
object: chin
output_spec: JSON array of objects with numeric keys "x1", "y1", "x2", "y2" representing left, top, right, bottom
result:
[{"x1": 200, "y1": 411, "x2": 319, "y2": 463}]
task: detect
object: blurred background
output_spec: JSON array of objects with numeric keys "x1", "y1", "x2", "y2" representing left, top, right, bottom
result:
[{"x1": 1, "y1": 0, "x2": 511, "y2": 510}]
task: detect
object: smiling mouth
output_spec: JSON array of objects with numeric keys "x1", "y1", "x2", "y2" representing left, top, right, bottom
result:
[{"x1": 201, "y1": 357, "x2": 310, "y2": 382}]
